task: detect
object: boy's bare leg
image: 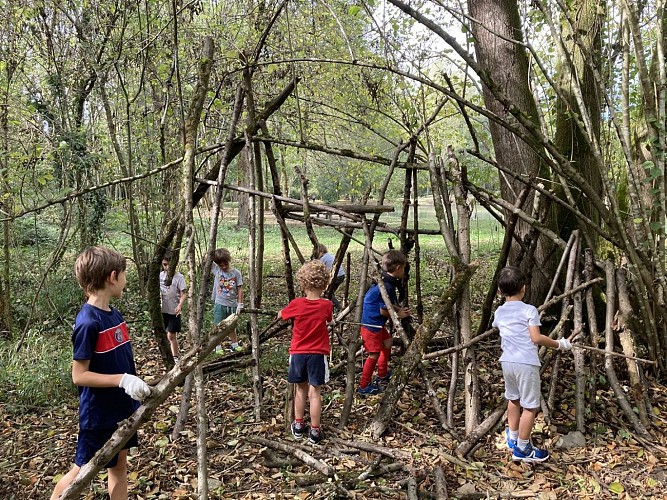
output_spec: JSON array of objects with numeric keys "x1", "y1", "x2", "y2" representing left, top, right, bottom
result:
[
  {"x1": 50, "y1": 465, "x2": 81, "y2": 500},
  {"x1": 294, "y1": 382, "x2": 309, "y2": 420},
  {"x1": 308, "y1": 385, "x2": 322, "y2": 428},
  {"x1": 518, "y1": 407, "x2": 538, "y2": 441},
  {"x1": 229, "y1": 329, "x2": 239, "y2": 345},
  {"x1": 507, "y1": 399, "x2": 521, "y2": 432},
  {"x1": 167, "y1": 331, "x2": 179, "y2": 357},
  {"x1": 108, "y1": 449, "x2": 128, "y2": 500}
]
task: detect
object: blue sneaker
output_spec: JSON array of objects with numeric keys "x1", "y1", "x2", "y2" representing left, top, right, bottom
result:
[
  {"x1": 229, "y1": 344, "x2": 243, "y2": 353},
  {"x1": 357, "y1": 383, "x2": 382, "y2": 396},
  {"x1": 512, "y1": 442, "x2": 549, "y2": 463},
  {"x1": 505, "y1": 428, "x2": 517, "y2": 450},
  {"x1": 375, "y1": 370, "x2": 393, "y2": 386}
]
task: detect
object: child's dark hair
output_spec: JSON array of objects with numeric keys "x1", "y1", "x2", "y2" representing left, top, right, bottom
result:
[
  {"x1": 498, "y1": 266, "x2": 525, "y2": 297},
  {"x1": 213, "y1": 248, "x2": 231, "y2": 266},
  {"x1": 317, "y1": 243, "x2": 328, "y2": 255},
  {"x1": 382, "y1": 249, "x2": 407, "y2": 273},
  {"x1": 75, "y1": 246, "x2": 127, "y2": 296},
  {"x1": 296, "y1": 260, "x2": 330, "y2": 292}
]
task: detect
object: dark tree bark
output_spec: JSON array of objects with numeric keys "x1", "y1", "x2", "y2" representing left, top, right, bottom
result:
[
  {"x1": 552, "y1": 0, "x2": 603, "y2": 248},
  {"x1": 467, "y1": 0, "x2": 556, "y2": 302}
]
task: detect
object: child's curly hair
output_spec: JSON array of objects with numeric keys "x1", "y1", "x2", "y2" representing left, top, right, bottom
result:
[{"x1": 296, "y1": 260, "x2": 330, "y2": 292}]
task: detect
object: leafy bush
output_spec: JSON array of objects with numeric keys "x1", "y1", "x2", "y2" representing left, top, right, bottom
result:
[
  {"x1": 12, "y1": 216, "x2": 59, "y2": 247},
  {"x1": 0, "y1": 330, "x2": 76, "y2": 412}
]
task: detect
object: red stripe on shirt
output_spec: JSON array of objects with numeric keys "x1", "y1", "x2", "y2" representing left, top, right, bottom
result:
[{"x1": 95, "y1": 321, "x2": 130, "y2": 353}]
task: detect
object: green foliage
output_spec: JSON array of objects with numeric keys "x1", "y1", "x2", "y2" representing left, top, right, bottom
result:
[
  {"x1": 12, "y1": 216, "x2": 58, "y2": 247},
  {"x1": 0, "y1": 331, "x2": 76, "y2": 411},
  {"x1": 9, "y1": 249, "x2": 82, "y2": 332}
]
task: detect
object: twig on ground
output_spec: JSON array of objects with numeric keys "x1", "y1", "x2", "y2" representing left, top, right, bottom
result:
[{"x1": 246, "y1": 435, "x2": 335, "y2": 476}]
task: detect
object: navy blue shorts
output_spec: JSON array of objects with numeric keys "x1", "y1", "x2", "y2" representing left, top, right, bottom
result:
[
  {"x1": 162, "y1": 313, "x2": 182, "y2": 333},
  {"x1": 75, "y1": 427, "x2": 138, "y2": 469},
  {"x1": 288, "y1": 353, "x2": 329, "y2": 386}
]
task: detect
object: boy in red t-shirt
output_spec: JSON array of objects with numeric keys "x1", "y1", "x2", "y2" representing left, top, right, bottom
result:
[{"x1": 278, "y1": 260, "x2": 333, "y2": 444}]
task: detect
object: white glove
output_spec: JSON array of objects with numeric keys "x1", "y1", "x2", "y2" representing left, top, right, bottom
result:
[
  {"x1": 236, "y1": 303, "x2": 243, "y2": 315},
  {"x1": 119, "y1": 373, "x2": 151, "y2": 401},
  {"x1": 557, "y1": 338, "x2": 572, "y2": 350}
]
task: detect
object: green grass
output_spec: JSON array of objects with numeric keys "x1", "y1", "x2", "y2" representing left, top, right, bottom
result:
[{"x1": 0, "y1": 330, "x2": 76, "y2": 410}]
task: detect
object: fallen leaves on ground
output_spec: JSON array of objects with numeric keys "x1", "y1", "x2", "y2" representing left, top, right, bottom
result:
[{"x1": 2, "y1": 333, "x2": 667, "y2": 499}]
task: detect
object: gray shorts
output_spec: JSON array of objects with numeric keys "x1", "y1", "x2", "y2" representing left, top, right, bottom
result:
[{"x1": 501, "y1": 362, "x2": 541, "y2": 409}]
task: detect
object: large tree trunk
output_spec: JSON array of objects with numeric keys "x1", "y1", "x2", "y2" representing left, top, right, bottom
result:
[
  {"x1": 467, "y1": 0, "x2": 555, "y2": 302},
  {"x1": 552, "y1": 0, "x2": 603, "y2": 248}
]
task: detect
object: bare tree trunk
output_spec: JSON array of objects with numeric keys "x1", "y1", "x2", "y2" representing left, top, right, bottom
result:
[
  {"x1": 243, "y1": 68, "x2": 265, "y2": 307},
  {"x1": 339, "y1": 220, "x2": 372, "y2": 428},
  {"x1": 418, "y1": 364, "x2": 449, "y2": 430},
  {"x1": 0, "y1": 60, "x2": 13, "y2": 333},
  {"x1": 584, "y1": 249, "x2": 600, "y2": 411},
  {"x1": 245, "y1": 130, "x2": 262, "y2": 421},
  {"x1": 171, "y1": 373, "x2": 194, "y2": 440},
  {"x1": 237, "y1": 146, "x2": 251, "y2": 228},
  {"x1": 601, "y1": 261, "x2": 650, "y2": 438},
  {"x1": 98, "y1": 71, "x2": 146, "y2": 290},
  {"x1": 181, "y1": 36, "x2": 215, "y2": 499},
  {"x1": 572, "y1": 265, "x2": 587, "y2": 433},
  {"x1": 548, "y1": 231, "x2": 579, "y2": 411},
  {"x1": 412, "y1": 167, "x2": 423, "y2": 323},
  {"x1": 616, "y1": 268, "x2": 650, "y2": 428},
  {"x1": 466, "y1": 0, "x2": 555, "y2": 302},
  {"x1": 295, "y1": 165, "x2": 320, "y2": 254}
]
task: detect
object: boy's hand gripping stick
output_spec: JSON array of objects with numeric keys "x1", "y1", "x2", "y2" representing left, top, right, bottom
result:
[
  {"x1": 119, "y1": 373, "x2": 151, "y2": 401},
  {"x1": 557, "y1": 338, "x2": 572, "y2": 350}
]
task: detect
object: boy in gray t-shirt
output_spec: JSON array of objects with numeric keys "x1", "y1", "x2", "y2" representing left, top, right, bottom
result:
[
  {"x1": 493, "y1": 266, "x2": 571, "y2": 463},
  {"x1": 317, "y1": 243, "x2": 345, "y2": 312},
  {"x1": 211, "y1": 248, "x2": 244, "y2": 352},
  {"x1": 160, "y1": 254, "x2": 187, "y2": 361}
]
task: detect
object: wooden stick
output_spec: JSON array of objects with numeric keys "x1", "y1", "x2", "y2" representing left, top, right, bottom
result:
[
  {"x1": 434, "y1": 466, "x2": 449, "y2": 499},
  {"x1": 246, "y1": 436, "x2": 335, "y2": 476},
  {"x1": 537, "y1": 277, "x2": 603, "y2": 312},
  {"x1": 329, "y1": 437, "x2": 412, "y2": 460},
  {"x1": 423, "y1": 328, "x2": 496, "y2": 360},
  {"x1": 572, "y1": 343, "x2": 655, "y2": 364}
]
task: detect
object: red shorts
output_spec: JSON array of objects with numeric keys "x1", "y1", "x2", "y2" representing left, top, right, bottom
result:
[{"x1": 360, "y1": 326, "x2": 390, "y2": 353}]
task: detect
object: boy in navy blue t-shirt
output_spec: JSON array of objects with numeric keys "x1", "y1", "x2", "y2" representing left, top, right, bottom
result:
[
  {"x1": 357, "y1": 250, "x2": 411, "y2": 396},
  {"x1": 51, "y1": 246, "x2": 151, "y2": 500}
]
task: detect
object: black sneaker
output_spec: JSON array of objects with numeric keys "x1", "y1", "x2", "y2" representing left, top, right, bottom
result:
[
  {"x1": 291, "y1": 421, "x2": 306, "y2": 440},
  {"x1": 308, "y1": 428, "x2": 323, "y2": 445}
]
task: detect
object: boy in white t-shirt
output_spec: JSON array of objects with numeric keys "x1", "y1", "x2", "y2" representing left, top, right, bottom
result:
[{"x1": 492, "y1": 266, "x2": 572, "y2": 462}]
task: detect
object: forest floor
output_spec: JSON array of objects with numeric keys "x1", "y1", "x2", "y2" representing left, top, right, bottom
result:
[{"x1": 3, "y1": 322, "x2": 667, "y2": 500}]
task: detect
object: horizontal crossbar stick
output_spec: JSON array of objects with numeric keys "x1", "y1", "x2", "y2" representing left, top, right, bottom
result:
[
  {"x1": 194, "y1": 178, "x2": 364, "y2": 222},
  {"x1": 572, "y1": 343, "x2": 655, "y2": 364}
]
